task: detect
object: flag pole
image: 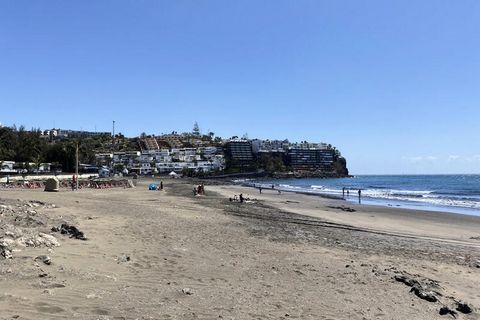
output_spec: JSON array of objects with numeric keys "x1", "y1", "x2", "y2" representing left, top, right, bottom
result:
[{"x1": 75, "y1": 142, "x2": 79, "y2": 191}]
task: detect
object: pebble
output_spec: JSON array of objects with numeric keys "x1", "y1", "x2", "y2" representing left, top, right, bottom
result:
[
  {"x1": 117, "y1": 254, "x2": 131, "y2": 263},
  {"x1": 35, "y1": 255, "x2": 51, "y2": 265},
  {"x1": 182, "y1": 288, "x2": 193, "y2": 295}
]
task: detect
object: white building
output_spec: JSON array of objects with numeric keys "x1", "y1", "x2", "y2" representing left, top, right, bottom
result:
[
  {"x1": 0, "y1": 161, "x2": 16, "y2": 173},
  {"x1": 113, "y1": 151, "x2": 141, "y2": 168},
  {"x1": 112, "y1": 146, "x2": 225, "y2": 175}
]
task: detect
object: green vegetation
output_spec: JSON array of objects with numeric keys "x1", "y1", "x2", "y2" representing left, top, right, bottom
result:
[
  {"x1": 256, "y1": 152, "x2": 289, "y2": 173},
  {"x1": 0, "y1": 126, "x2": 112, "y2": 172},
  {"x1": 0, "y1": 126, "x2": 46, "y2": 163}
]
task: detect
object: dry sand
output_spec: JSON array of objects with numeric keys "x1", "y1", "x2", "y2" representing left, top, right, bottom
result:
[{"x1": 0, "y1": 178, "x2": 479, "y2": 320}]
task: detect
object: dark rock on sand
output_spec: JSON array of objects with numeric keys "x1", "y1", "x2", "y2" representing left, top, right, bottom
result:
[
  {"x1": 456, "y1": 302, "x2": 473, "y2": 314},
  {"x1": 439, "y1": 306, "x2": 457, "y2": 317},
  {"x1": 410, "y1": 285, "x2": 437, "y2": 303},
  {"x1": 52, "y1": 224, "x2": 87, "y2": 240}
]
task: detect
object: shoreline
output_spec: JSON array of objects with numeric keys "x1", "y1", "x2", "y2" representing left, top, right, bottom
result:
[
  {"x1": 236, "y1": 176, "x2": 480, "y2": 217},
  {"x1": 205, "y1": 181, "x2": 480, "y2": 244}
]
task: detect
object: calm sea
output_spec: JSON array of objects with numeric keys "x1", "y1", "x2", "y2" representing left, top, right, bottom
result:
[{"x1": 245, "y1": 175, "x2": 480, "y2": 216}]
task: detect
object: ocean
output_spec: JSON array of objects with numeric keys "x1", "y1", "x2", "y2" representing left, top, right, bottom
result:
[{"x1": 244, "y1": 175, "x2": 480, "y2": 216}]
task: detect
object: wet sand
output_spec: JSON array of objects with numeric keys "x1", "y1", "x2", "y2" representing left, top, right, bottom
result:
[{"x1": 0, "y1": 178, "x2": 479, "y2": 319}]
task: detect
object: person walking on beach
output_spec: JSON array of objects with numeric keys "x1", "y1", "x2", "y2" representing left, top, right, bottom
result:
[
  {"x1": 342, "y1": 187, "x2": 345, "y2": 198},
  {"x1": 239, "y1": 193, "x2": 244, "y2": 203},
  {"x1": 72, "y1": 175, "x2": 77, "y2": 191},
  {"x1": 358, "y1": 189, "x2": 362, "y2": 204},
  {"x1": 259, "y1": 187, "x2": 262, "y2": 194},
  {"x1": 160, "y1": 181, "x2": 163, "y2": 190}
]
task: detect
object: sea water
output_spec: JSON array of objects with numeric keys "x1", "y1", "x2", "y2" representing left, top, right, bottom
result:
[{"x1": 246, "y1": 175, "x2": 480, "y2": 216}]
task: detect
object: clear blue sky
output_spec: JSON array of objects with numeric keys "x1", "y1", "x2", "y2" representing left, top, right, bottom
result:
[{"x1": 1, "y1": 1, "x2": 479, "y2": 174}]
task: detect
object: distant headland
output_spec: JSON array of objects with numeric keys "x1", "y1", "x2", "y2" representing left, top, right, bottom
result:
[{"x1": 0, "y1": 122, "x2": 348, "y2": 178}]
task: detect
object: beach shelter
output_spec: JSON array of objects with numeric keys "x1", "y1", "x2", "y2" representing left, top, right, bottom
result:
[
  {"x1": 168, "y1": 171, "x2": 178, "y2": 178},
  {"x1": 44, "y1": 177, "x2": 60, "y2": 192},
  {"x1": 148, "y1": 183, "x2": 158, "y2": 190}
]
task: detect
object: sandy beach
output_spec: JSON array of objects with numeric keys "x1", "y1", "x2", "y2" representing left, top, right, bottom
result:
[{"x1": 1, "y1": 178, "x2": 479, "y2": 320}]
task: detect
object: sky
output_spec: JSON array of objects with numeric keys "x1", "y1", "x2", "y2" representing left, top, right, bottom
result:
[{"x1": 1, "y1": 1, "x2": 479, "y2": 174}]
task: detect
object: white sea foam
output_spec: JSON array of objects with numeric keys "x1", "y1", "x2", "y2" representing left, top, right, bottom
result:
[
  {"x1": 304, "y1": 186, "x2": 480, "y2": 209},
  {"x1": 353, "y1": 188, "x2": 479, "y2": 209},
  {"x1": 250, "y1": 179, "x2": 480, "y2": 210}
]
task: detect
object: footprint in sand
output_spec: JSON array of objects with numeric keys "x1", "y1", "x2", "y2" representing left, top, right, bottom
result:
[{"x1": 34, "y1": 302, "x2": 65, "y2": 314}]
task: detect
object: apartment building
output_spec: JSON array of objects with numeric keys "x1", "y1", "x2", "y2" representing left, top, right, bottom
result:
[{"x1": 287, "y1": 148, "x2": 335, "y2": 171}]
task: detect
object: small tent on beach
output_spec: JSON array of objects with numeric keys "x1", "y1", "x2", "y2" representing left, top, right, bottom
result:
[
  {"x1": 148, "y1": 183, "x2": 158, "y2": 190},
  {"x1": 168, "y1": 171, "x2": 179, "y2": 178},
  {"x1": 44, "y1": 177, "x2": 60, "y2": 192}
]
